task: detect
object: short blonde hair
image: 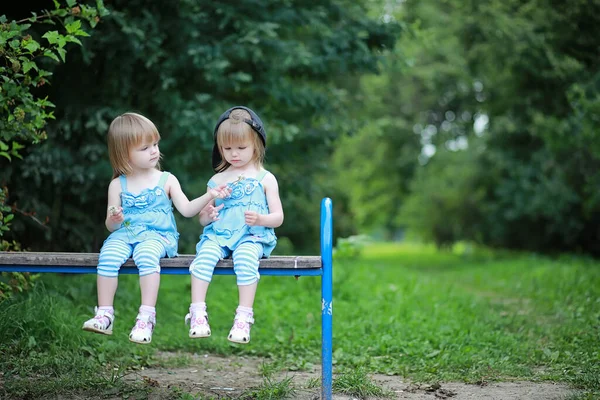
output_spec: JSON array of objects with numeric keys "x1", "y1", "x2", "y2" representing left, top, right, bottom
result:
[
  {"x1": 107, "y1": 112, "x2": 161, "y2": 178},
  {"x1": 215, "y1": 108, "x2": 265, "y2": 172}
]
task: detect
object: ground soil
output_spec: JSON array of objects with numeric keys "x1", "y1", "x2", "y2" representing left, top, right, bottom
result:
[{"x1": 118, "y1": 352, "x2": 575, "y2": 400}]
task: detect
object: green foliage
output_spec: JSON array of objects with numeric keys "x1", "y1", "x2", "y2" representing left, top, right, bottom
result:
[
  {"x1": 0, "y1": 1, "x2": 106, "y2": 303},
  {"x1": 458, "y1": 0, "x2": 600, "y2": 254},
  {"x1": 0, "y1": 271, "x2": 38, "y2": 303},
  {"x1": 0, "y1": 1, "x2": 108, "y2": 159},
  {"x1": 0, "y1": 1, "x2": 107, "y2": 238},
  {"x1": 331, "y1": 0, "x2": 476, "y2": 239},
  {"x1": 398, "y1": 147, "x2": 486, "y2": 248},
  {"x1": 0, "y1": 234, "x2": 38, "y2": 302},
  {"x1": 0, "y1": 186, "x2": 13, "y2": 235},
  {"x1": 333, "y1": 234, "x2": 370, "y2": 260},
  {"x1": 333, "y1": 0, "x2": 600, "y2": 254},
  {"x1": 0, "y1": 0, "x2": 398, "y2": 254},
  {"x1": 332, "y1": 118, "x2": 418, "y2": 235}
]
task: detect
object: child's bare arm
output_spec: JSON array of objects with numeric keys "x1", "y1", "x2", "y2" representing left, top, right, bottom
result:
[
  {"x1": 105, "y1": 178, "x2": 124, "y2": 232},
  {"x1": 169, "y1": 175, "x2": 230, "y2": 218},
  {"x1": 244, "y1": 173, "x2": 284, "y2": 228}
]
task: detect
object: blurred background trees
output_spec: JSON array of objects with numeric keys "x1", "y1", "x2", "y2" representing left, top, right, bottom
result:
[
  {"x1": 2, "y1": 0, "x2": 600, "y2": 256},
  {"x1": 333, "y1": 0, "x2": 600, "y2": 255}
]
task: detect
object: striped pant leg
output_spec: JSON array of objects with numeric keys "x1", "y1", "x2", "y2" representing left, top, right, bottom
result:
[
  {"x1": 189, "y1": 239, "x2": 227, "y2": 282},
  {"x1": 97, "y1": 240, "x2": 133, "y2": 277},
  {"x1": 232, "y1": 242, "x2": 263, "y2": 286},
  {"x1": 132, "y1": 240, "x2": 167, "y2": 276}
]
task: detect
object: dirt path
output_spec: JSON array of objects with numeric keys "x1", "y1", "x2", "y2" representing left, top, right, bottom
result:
[{"x1": 120, "y1": 352, "x2": 575, "y2": 399}]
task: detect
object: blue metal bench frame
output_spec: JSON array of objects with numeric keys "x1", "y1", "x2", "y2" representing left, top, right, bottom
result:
[{"x1": 0, "y1": 198, "x2": 334, "y2": 399}]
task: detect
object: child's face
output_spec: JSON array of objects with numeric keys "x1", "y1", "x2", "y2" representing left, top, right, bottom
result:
[
  {"x1": 221, "y1": 138, "x2": 255, "y2": 168},
  {"x1": 128, "y1": 139, "x2": 160, "y2": 170}
]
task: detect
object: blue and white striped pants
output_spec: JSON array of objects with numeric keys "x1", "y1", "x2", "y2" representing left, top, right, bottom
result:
[
  {"x1": 190, "y1": 240, "x2": 263, "y2": 286},
  {"x1": 97, "y1": 239, "x2": 166, "y2": 278}
]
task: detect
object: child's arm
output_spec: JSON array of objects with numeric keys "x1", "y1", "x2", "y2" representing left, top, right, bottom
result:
[
  {"x1": 168, "y1": 175, "x2": 230, "y2": 218},
  {"x1": 106, "y1": 178, "x2": 124, "y2": 232},
  {"x1": 244, "y1": 173, "x2": 284, "y2": 228}
]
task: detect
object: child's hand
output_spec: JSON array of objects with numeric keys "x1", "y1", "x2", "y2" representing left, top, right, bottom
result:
[
  {"x1": 209, "y1": 184, "x2": 231, "y2": 200},
  {"x1": 108, "y1": 205, "x2": 124, "y2": 224},
  {"x1": 244, "y1": 211, "x2": 260, "y2": 226},
  {"x1": 207, "y1": 204, "x2": 224, "y2": 222}
]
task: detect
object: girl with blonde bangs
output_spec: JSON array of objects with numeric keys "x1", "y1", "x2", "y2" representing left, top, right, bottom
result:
[
  {"x1": 107, "y1": 114, "x2": 162, "y2": 178},
  {"x1": 82, "y1": 112, "x2": 230, "y2": 345},
  {"x1": 214, "y1": 109, "x2": 265, "y2": 173},
  {"x1": 186, "y1": 106, "x2": 283, "y2": 344}
]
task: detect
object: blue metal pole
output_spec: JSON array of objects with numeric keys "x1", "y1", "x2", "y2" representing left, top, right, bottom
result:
[{"x1": 320, "y1": 197, "x2": 333, "y2": 400}]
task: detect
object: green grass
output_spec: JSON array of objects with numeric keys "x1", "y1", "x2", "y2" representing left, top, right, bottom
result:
[
  {"x1": 1, "y1": 242, "x2": 599, "y2": 398},
  {"x1": 332, "y1": 368, "x2": 391, "y2": 398},
  {"x1": 241, "y1": 375, "x2": 297, "y2": 399}
]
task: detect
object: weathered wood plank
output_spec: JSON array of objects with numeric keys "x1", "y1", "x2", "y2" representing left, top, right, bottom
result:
[{"x1": 0, "y1": 252, "x2": 322, "y2": 270}]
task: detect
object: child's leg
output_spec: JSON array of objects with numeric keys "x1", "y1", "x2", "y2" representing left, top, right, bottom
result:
[
  {"x1": 238, "y1": 282, "x2": 258, "y2": 308},
  {"x1": 228, "y1": 242, "x2": 263, "y2": 344},
  {"x1": 233, "y1": 241, "x2": 263, "y2": 306},
  {"x1": 97, "y1": 276, "x2": 119, "y2": 307},
  {"x1": 186, "y1": 239, "x2": 226, "y2": 338},
  {"x1": 83, "y1": 240, "x2": 132, "y2": 335},
  {"x1": 189, "y1": 239, "x2": 225, "y2": 300},
  {"x1": 129, "y1": 239, "x2": 166, "y2": 344},
  {"x1": 134, "y1": 239, "x2": 166, "y2": 307}
]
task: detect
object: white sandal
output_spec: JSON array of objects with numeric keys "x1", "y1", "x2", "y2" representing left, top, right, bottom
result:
[
  {"x1": 82, "y1": 307, "x2": 114, "y2": 335},
  {"x1": 129, "y1": 313, "x2": 155, "y2": 344},
  {"x1": 185, "y1": 307, "x2": 211, "y2": 338},
  {"x1": 228, "y1": 312, "x2": 254, "y2": 344}
]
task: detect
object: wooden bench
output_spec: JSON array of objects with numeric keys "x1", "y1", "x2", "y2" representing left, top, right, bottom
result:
[{"x1": 0, "y1": 198, "x2": 334, "y2": 400}]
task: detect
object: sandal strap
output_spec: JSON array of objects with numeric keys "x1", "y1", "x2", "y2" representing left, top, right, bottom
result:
[
  {"x1": 135, "y1": 313, "x2": 156, "y2": 325},
  {"x1": 235, "y1": 313, "x2": 254, "y2": 325},
  {"x1": 94, "y1": 306, "x2": 115, "y2": 323},
  {"x1": 185, "y1": 308, "x2": 208, "y2": 325}
]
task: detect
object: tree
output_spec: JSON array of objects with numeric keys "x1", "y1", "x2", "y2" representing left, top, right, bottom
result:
[
  {"x1": 457, "y1": 0, "x2": 600, "y2": 253},
  {"x1": 1, "y1": 0, "x2": 398, "y2": 253},
  {"x1": 0, "y1": 0, "x2": 107, "y2": 300},
  {"x1": 333, "y1": 0, "x2": 600, "y2": 255},
  {"x1": 331, "y1": 0, "x2": 479, "y2": 238},
  {"x1": 0, "y1": 0, "x2": 107, "y2": 242},
  {"x1": 398, "y1": 146, "x2": 486, "y2": 248}
]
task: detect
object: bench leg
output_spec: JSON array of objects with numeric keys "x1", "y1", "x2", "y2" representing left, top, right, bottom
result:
[{"x1": 321, "y1": 198, "x2": 333, "y2": 400}]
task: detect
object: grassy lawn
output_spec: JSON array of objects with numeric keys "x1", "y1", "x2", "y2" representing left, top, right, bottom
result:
[{"x1": 1, "y1": 242, "x2": 599, "y2": 398}]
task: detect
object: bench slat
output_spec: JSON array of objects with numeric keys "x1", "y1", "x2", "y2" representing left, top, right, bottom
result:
[{"x1": 0, "y1": 252, "x2": 322, "y2": 269}]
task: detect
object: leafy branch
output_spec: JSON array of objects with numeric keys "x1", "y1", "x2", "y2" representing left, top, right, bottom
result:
[
  {"x1": 0, "y1": 0, "x2": 108, "y2": 237},
  {"x1": 0, "y1": 0, "x2": 108, "y2": 162}
]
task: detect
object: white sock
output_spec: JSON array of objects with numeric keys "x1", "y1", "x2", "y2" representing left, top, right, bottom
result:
[
  {"x1": 191, "y1": 302, "x2": 207, "y2": 310},
  {"x1": 236, "y1": 305, "x2": 253, "y2": 316},
  {"x1": 139, "y1": 305, "x2": 156, "y2": 316}
]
